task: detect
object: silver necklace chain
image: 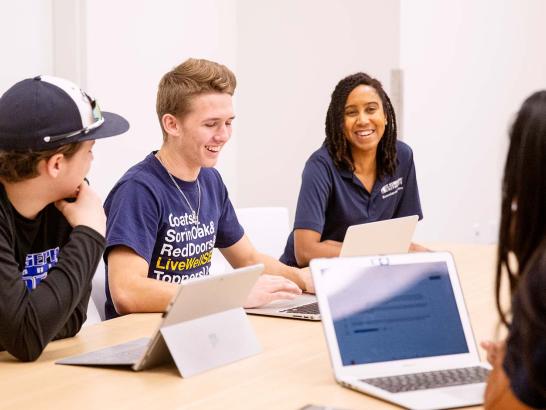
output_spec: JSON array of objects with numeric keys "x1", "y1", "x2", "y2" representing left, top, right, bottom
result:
[{"x1": 156, "y1": 153, "x2": 201, "y2": 225}]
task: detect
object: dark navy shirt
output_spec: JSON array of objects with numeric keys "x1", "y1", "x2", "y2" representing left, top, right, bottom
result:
[
  {"x1": 503, "y1": 252, "x2": 546, "y2": 408},
  {"x1": 280, "y1": 141, "x2": 423, "y2": 267},
  {"x1": 103, "y1": 152, "x2": 244, "y2": 319}
]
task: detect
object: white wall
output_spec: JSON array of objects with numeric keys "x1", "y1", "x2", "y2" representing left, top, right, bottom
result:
[
  {"x1": 235, "y1": 0, "x2": 400, "y2": 220},
  {"x1": 4, "y1": 1, "x2": 546, "y2": 245},
  {"x1": 82, "y1": 0, "x2": 239, "y2": 201},
  {"x1": 401, "y1": 0, "x2": 546, "y2": 243},
  {"x1": 0, "y1": 2, "x2": 53, "y2": 91}
]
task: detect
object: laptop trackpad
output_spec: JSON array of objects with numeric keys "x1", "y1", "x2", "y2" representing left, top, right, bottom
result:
[{"x1": 440, "y1": 383, "x2": 485, "y2": 402}]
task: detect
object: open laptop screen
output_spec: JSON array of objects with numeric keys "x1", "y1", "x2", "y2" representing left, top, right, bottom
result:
[{"x1": 323, "y1": 261, "x2": 469, "y2": 366}]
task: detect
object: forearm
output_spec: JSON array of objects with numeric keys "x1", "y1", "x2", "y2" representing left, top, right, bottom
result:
[
  {"x1": 0, "y1": 226, "x2": 104, "y2": 361},
  {"x1": 295, "y1": 239, "x2": 342, "y2": 267},
  {"x1": 254, "y1": 252, "x2": 306, "y2": 289},
  {"x1": 54, "y1": 285, "x2": 92, "y2": 340},
  {"x1": 220, "y1": 235, "x2": 309, "y2": 291},
  {"x1": 111, "y1": 275, "x2": 178, "y2": 315},
  {"x1": 484, "y1": 366, "x2": 531, "y2": 410}
]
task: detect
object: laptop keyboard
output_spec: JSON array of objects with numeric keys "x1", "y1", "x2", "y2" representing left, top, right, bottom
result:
[
  {"x1": 362, "y1": 366, "x2": 490, "y2": 393},
  {"x1": 280, "y1": 302, "x2": 319, "y2": 315},
  {"x1": 107, "y1": 345, "x2": 147, "y2": 362}
]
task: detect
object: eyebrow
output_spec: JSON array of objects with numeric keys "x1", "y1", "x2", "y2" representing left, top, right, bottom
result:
[
  {"x1": 202, "y1": 116, "x2": 236, "y2": 122},
  {"x1": 344, "y1": 102, "x2": 379, "y2": 109}
]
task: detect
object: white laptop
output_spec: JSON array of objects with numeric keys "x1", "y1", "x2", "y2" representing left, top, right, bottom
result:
[
  {"x1": 57, "y1": 265, "x2": 263, "y2": 377},
  {"x1": 340, "y1": 215, "x2": 419, "y2": 257},
  {"x1": 246, "y1": 215, "x2": 419, "y2": 321},
  {"x1": 311, "y1": 252, "x2": 490, "y2": 410}
]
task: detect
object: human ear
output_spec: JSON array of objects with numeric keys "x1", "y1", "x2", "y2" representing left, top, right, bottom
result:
[
  {"x1": 162, "y1": 113, "x2": 182, "y2": 137},
  {"x1": 42, "y1": 153, "x2": 64, "y2": 178}
]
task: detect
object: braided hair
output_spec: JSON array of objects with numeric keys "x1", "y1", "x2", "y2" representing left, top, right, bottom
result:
[
  {"x1": 324, "y1": 73, "x2": 398, "y2": 177},
  {"x1": 496, "y1": 90, "x2": 546, "y2": 399}
]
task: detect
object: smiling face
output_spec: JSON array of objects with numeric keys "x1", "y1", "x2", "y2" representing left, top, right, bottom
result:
[
  {"x1": 173, "y1": 92, "x2": 234, "y2": 170},
  {"x1": 343, "y1": 84, "x2": 387, "y2": 155}
]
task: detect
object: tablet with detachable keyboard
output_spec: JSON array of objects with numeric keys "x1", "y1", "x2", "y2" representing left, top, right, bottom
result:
[
  {"x1": 56, "y1": 265, "x2": 263, "y2": 377},
  {"x1": 311, "y1": 252, "x2": 490, "y2": 410}
]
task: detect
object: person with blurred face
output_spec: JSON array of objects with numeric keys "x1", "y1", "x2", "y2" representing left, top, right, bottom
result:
[
  {"x1": 0, "y1": 76, "x2": 129, "y2": 361},
  {"x1": 104, "y1": 58, "x2": 308, "y2": 320},
  {"x1": 481, "y1": 91, "x2": 546, "y2": 409},
  {"x1": 280, "y1": 72, "x2": 425, "y2": 268}
]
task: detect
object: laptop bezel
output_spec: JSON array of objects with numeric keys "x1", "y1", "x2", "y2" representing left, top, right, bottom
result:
[
  {"x1": 311, "y1": 252, "x2": 482, "y2": 380},
  {"x1": 340, "y1": 215, "x2": 419, "y2": 257}
]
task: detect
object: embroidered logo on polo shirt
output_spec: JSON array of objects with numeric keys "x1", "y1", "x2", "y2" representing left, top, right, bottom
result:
[{"x1": 381, "y1": 178, "x2": 404, "y2": 199}]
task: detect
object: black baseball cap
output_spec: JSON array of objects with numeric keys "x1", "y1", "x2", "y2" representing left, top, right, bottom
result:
[{"x1": 0, "y1": 75, "x2": 129, "y2": 150}]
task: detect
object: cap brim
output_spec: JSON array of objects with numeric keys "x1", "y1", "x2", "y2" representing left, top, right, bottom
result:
[{"x1": 77, "y1": 111, "x2": 130, "y2": 143}]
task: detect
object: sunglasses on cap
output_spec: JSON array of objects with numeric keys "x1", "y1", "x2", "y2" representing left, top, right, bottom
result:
[{"x1": 42, "y1": 92, "x2": 104, "y2": 144}]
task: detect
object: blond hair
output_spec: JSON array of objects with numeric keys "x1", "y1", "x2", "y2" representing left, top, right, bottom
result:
[{"x1": 156, "y1": 58, "x2": 236, "y2": 138}]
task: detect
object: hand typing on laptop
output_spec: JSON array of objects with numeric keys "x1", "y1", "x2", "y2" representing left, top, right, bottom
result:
[
  {"x1": 244, "y1": 274, "x2": 302, "y2": 308},
  {"x1": 245, "y1": 268, "x2": 320, "y2": 321}
]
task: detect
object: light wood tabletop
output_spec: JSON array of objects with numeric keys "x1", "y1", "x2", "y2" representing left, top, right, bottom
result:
[{"x1": 0, "y1": 244, "x2": 501, "y2": 410}]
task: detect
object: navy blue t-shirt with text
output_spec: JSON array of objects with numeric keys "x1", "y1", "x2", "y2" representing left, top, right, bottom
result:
[{"x1": 103, "y1": 152, "x2": 244, "y2": 319}]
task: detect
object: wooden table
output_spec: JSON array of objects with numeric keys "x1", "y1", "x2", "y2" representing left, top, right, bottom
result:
[{"x1": 0, "y1": 244, "x2": 500, "y2": 410}]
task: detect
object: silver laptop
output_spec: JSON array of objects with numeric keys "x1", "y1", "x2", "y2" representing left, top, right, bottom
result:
[
  {"x1": 245, "y1": 293, "x2": 320, "y2": 320},
  {"x1": 311, "y1": 252, "x2": 490, "y2": 410},
  {"x1": 340, "y1": 215, "x2": 418, "y2": 257},
  {"x1": 246, "y1": 215, "x2": 419, "y2": 321},
  {"x1": 57, "y1": 265, "x2": 263, "y2": 377}
]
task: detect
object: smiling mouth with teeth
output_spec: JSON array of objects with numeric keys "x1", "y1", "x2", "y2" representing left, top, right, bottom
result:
[
  {"x1": 205, "y1": 145, "x2": 221, "y2": 152},
  {"x1": 355, "y1": 129, "x2": 375, "y2": 137}
]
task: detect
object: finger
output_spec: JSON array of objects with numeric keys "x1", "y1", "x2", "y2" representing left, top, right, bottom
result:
[
  {"x1": 265, "y1": 291, "x2": 300, "y2": 303},
  {"x1": 304, "y1": 283, "x2": 316, "y2": 294},
  {"x1": 273, "y1": 281, "x2": 302, "y2": 294},
  {"x1": 261, "y1": 274, "x2": 285, "y2": 282},
  {"x1": 54, "y1": 199, "x2": 69, "y2": 213},
  {"x1": 76, "y1": 180, "x2": 89, "y2": 195},
  {"x1": 480, "y1": 342, "x2": 495, "y2": 364},
  {"x1": 263, "y1": 275, "x2": 301, "y2": 291}
]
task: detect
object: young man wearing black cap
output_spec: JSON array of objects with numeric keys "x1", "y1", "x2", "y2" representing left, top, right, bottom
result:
[
  {"x1": 0, "y1": 75, "x2": 129, "y2": 361},
  {"x1": 104, "y1": 59, "x2": 311, "y2": 320}
]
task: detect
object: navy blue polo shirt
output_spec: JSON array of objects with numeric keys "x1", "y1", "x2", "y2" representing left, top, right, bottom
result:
[{"x1": 280, "y1": 141, "x2": 423, "y2": 267}]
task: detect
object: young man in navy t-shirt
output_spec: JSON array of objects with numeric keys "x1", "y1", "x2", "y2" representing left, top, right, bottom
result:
[{"x1": 104, "y1": 59, "x2": 309, "y2": 319}]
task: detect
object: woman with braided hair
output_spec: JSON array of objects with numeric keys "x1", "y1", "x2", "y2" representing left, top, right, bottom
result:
[
  {"x1": 280, "y1": 72, "x2": 425, "y2": 268},
  {"x1": 481, "y1": 90, "x2": 546, "y2": 409}
]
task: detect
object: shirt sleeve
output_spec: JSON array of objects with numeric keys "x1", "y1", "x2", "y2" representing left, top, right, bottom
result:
[
  {"x1": 503, "y1": 256, "x2": 546, "y2": 408},
  {"x1": 104, "y1": 180, "x2": 161, "y2": 264},
  {"x1": 293, "y1": 157, "x2": 332, "y2": 234},
  {"x1": 214, "y1": 172, "x2": 244, "y2": 248},
  {"x1": 53, "y1": 284, "x2": 91, "y2": 341},
  {"x1": 0, "y1": 225, "x2": 104, "y2": 362},
  {"x1": 394, "y1": 145, "x2": 423, "y2": 220}
]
